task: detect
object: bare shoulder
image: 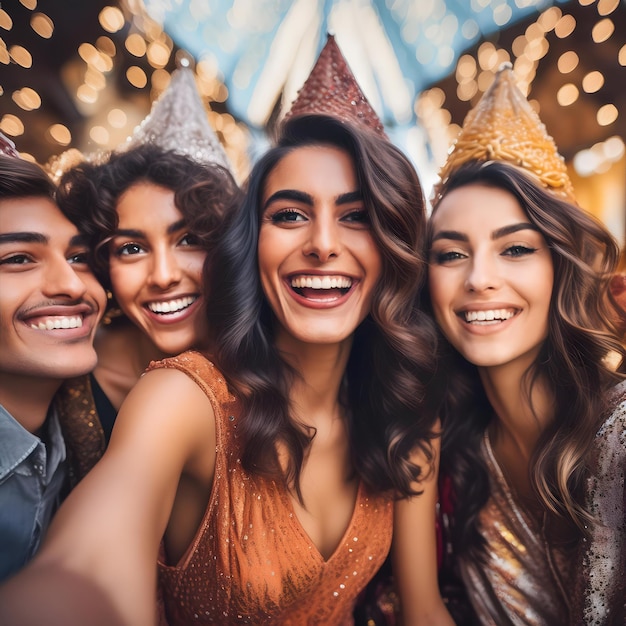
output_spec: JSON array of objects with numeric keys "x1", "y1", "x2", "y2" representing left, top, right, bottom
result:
[{"x1": 111, "y1": 364, "x2": 216, "y2": 461}]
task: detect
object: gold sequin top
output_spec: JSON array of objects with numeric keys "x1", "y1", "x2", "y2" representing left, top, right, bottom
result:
[
  {"x1": 458, "y1": 434, "x2": 573, "y2": 625},
  {"x1": 149, "y1": 351, "x2": 394, "y2": 626},
  {"x1": 459, "y1": 382, "x2": 626, "y2": 626},
  {"x1": 54, "y1": 375, "x2": 106, "y2": 485}
]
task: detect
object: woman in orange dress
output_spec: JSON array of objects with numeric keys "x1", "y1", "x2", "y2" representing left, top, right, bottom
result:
[{"x1": 0, "y1": 114, "x2": 453, "y2": 626}]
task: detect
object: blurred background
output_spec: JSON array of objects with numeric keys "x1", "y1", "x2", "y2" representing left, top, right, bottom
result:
[{"x1": 1, "y1": 0, "x2": 625, "y2": 246}]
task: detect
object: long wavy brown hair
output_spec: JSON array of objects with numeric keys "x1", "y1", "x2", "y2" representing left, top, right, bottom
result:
[
  {"x1": 428, "y1": 160, "x2": 626, "y2": 557},
  {"x1": 207, "y1": 114, "x2": 443, "y2": 499}
]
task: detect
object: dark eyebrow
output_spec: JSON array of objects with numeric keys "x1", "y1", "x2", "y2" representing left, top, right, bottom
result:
[
  {"x1": 492, "y1": 223, "x2": 538, "y2": 239},
  {"x1": 0, "y1": 232, "x2": 48, "y2": 245},
  {"x1": 262, "y1": 189, "x2": 362, "y2": 212},
  {"x1": 431, "y1": 222, "x2": 538, "y2": 243},
  {"x1": 113, "y1": 219, "x2": 187, "y2": 239},
  {"x1": 69, "y1": 234, "x2": 89, "y2": 247},
  {"x1": 263, "y1": 189, "x2": 313, "y2": 211},
  {"x1": 168, "y1": 219, "x2": 187, "y2": 235},
  {"x1": 336, "y1": 190, "x2": 362, "y2": 205},
  {"x1": 431, "y1": 230, "x2": 467, "y2": 243}
]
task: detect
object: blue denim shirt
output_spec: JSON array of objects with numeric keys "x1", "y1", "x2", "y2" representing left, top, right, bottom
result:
[{"x1": 0, "y1": 403, "x2": 67, "y2": 581}]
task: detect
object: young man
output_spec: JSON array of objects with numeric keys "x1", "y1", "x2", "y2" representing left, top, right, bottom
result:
[{"x1": 0, "y1": 150, "x2": 106, "y2": 581}]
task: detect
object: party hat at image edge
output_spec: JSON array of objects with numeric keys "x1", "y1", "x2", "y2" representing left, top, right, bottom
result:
[
  {"x1": 123, "y1": 66, "x2": 232, "y2": 172},
  {"x1": 0, "y1": 131, "x2": 20, "y2": 158},
  {"x1": 436, "y1": 62, "x2": 576, "y2": 203},
  {"x1": 284, "y1": 34, "x2": 387, "y2": 138}
]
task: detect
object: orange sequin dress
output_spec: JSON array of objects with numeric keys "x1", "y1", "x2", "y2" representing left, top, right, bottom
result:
[{"x1": 149, "y1": 351, "x2": 394, "y2": 626}]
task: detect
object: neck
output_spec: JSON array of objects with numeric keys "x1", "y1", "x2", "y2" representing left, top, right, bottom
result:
[
  {"x1": 276, "y1": 333, "x2": 352, "y2": 426},
  {"x1": 94, "y1": 322, "x2": 168, "y2": 410},
  {"x1": 479, "y1": 362, "x2": 554, "y2": 458},
  {"x1": 0, "y1": 374, "x2": 59, "y2": 434}
]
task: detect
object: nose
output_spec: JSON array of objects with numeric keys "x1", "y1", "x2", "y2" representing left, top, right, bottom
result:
[
  {"x1": 148, "y1": 246, "x2": 182, "y2": 289},
  {"x1": 303, "y1": 212, "x2": 341, "y2": 263},
  {"x1": 44, "y1": 256, "x2": 88, "y2": 300},
  {"x1": 464, "y1": 252, "x2": 501, "y2": 292}
]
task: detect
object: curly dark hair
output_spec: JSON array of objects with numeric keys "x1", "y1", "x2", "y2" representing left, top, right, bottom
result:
[
  {"x1": 56, "y1": 144, "x2": 241, "y2": 290},
  {"x1": 207, "y1": 114, "x2": 442, "y2": 500},
  {"x1": 427, "y1": 160, "x2": 626, "y2": 559}
]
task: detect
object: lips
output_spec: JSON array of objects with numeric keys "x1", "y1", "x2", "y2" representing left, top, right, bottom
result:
[
  {"x1": 289, "y1": 274, "x2": 353, "y2": 300},
  {"x1": 21, "y1": 303, "x2": 96, "y2": 337},
  {"x1": 30, "y1": 315, "x2": 84, "y2": 330},
  {"x1": 146, "y1": 295, "x2": 198, "y2": 315},
  {"x1": 460, "y1": 308, "x2": 517, "y2": 324}
]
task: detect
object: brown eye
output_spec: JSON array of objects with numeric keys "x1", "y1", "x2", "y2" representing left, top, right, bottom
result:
[
  {"x1": 503, "y1": 245, "x2": 536, "y2": 258},
  {"x1": 271, "y1": 209, "x2": 306, "y2": 223},
  {"x1": 115, "y1": 242, "x2": 144, "y2": 257}
]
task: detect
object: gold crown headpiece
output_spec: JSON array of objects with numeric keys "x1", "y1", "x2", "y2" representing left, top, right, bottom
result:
[
  {"x1": 123, "y1": 66, "x2": 232, "y2": 173},
  {"x1": 436, "y1": 63, "x2": 576, "y2": 202},
  {"x1": 284, "y1": 34, "x2": 387, "y2": 138}
]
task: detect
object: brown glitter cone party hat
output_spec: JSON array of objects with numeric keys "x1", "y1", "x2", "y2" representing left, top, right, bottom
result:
[
  {"x1": 284, "y1": 34, "x2": 387, "y2": 138},
  {"x1": 436, "y1": 62, "x2": 576, "y2": 202},
  {"x1": 0, "y1": 131, "x2": 20, "y2": 158},
  {"x1": 123, "y1": 65, "x2": 232, "y2": 172}
]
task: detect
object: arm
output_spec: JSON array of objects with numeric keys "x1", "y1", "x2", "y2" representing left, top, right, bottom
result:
[
  {"x1": 393, "y1": 431, "x2": 456, "y2": 626},
  {"x1": 0, "y1": 367, "x2": 216, "y2": 626}
]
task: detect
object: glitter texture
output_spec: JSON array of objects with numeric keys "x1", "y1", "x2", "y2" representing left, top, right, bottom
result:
[
  {"x1": 54, "y1": 375, "x2": 106, "y2": 484},
  {"x1": 122, "y1": 68, "x2": 232, "y2": 172},
  {"x1": 284, "y1": 35, "x2": 387, "y2": 139},
  {"x1": 459, "y1": 384, "x2": 626, "y2": 625},
  {"x1": 436, "y1": 63, "x2": 576, "y2": 203},
  {"x1": 149, "y1": 351, "x2": 393, "y2": 625},
  {"x1": 572, "y1": 380, "x2": 626, "y2": 625}
]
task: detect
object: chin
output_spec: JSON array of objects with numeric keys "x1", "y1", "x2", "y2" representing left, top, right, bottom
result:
[
  {"x1": 50, "y1": 356, "x2": 100, "y2": 379},
  {"x1": 158, "y1": 341, "x2": 195, "y2": 357}
]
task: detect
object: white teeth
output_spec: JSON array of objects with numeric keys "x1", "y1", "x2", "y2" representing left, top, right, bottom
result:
[
  {"x1": 148, "y1": 295, "x2": 197, "y2": 314},
  {"x1": 30, "y1": 316, "x2": 83, "y2": 330},
  {"x1": 464, "y1": 309, "x2": 515, "y2": 323},
  {"x1": 290, "y1": 275, "x2": 352, "y2": 290}
]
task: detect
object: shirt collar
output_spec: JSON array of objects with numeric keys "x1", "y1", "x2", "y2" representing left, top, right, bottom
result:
[
  {"x1": 0, "y1": 404, "x2": 39, "y2": 480},
  {"x1": 0, "y1": 404, "x2": 66, "y2": 480}
]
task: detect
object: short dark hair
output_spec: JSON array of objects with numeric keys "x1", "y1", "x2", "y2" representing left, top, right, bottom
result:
[{"x1": 0, "y1": 155, "x2": 55, "y2": 200}]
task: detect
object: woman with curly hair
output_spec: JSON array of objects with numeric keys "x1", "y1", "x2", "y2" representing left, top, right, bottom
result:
[
  {"x1": 0, "y1": 114, "x2": 453, "y2": 625},
  {"x1": 428, "y1": 65, "x2": 625, "y2": 625},
  {"x1": 55, "y1": 143, "x2": 241, "y2": 446}
]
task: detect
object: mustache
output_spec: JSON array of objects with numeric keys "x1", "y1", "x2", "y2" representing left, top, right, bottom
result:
[{"x1": 19, "y1": 298, "x2": 99, "y2": 317}]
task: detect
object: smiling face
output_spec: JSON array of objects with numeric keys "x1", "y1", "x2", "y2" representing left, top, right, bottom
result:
[
  {"x1": 108, "y1": 182, "x2": 208, "y2": 356},
  {"x1": 258, "y1": 145, "x2": 382, "y2": 349},
  {"x1": 428, "y1": 183, "x2": 554, "y2": 374},
  {"x1": 0, "y1": 197, "x2": 105, "y2": 382}
]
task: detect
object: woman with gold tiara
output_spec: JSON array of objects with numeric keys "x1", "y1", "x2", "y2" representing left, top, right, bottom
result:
[{"x1": 427, "y1": 63, "x2": 625, "y2": 624}]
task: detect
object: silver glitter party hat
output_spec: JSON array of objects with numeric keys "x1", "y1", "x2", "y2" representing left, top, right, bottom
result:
[{"x1": 123, "y1": 67, "x2": 232, "y2": 172}]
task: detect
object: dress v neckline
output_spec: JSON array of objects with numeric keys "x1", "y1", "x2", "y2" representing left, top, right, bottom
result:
[
  {"x1": 482, "y1": 431, "x2": 540, "y2": 534},
  {"x1": 281, "y1": 479, "x2": 364, "y2": 564}
]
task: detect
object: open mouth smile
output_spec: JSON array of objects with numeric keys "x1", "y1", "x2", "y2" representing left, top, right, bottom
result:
[
  {"x1": 290, "y1": 274, "x2": 353, "y2": 300},
  {"x1": 461, "y1": 308, "x2": 517, "y2": 325},
  {"x1": 30, "y1": 315, "x2": 84, "y2": 330},
  {"x1": 147, "y1": 295, "x2": 198, "y2": 315}
]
